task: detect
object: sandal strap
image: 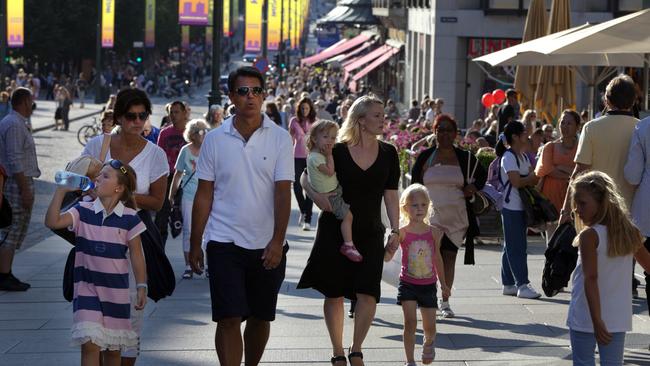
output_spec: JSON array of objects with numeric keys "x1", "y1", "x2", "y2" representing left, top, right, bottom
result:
[
  {"x1": 348, "y1": 351, "x2": 363, "y2": 360},
  {"x1": 331, "y1": 355, "x2": 346, "y2": 365}
]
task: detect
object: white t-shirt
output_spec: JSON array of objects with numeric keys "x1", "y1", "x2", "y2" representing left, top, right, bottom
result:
[
  {"x1": 567, "y1": 224, "x2": 633, "y2": 333},
  {"x1": 83, "y1": 134, "x2": 169, "y2": 194},
  {"x1": 500, "y1": 150, "x2": 531, "y2": 211},
  {"x1": 196, "y1": 115, "x2": 294, "y2": 250}
]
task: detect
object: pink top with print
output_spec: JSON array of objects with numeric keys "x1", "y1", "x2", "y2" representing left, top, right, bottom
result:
[{"x1": 400, "y1": 231, "x2": 438, "y2": 285}]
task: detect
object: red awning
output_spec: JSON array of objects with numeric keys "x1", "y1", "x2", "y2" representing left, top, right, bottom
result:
[
  {"x1": 351, "y1": 47, "x2": 401, "y2": 82},
  {"x1": 328, "y1": 40, "x2": 375, "y2": 63},
  {"x1": 343, "y1": 45, "x2": 391, "y2": 73},
  {"x1": 301, "y1": 33, "x2": 372, "y2": 66}
]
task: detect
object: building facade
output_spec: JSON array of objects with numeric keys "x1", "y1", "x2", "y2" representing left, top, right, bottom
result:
[{"x1": 372, "y1": 0, "x2": 647, "y2": 126}]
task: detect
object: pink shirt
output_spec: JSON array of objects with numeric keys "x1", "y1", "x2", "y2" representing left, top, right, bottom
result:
[
  {"x1": 400, "y1": 231, "x2": 438, "y2": 285},
  {"x1": 289, "y1": 117, "x2": 314, "y2": 159}
]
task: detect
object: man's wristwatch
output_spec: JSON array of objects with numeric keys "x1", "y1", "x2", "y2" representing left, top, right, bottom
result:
[{"x1": 390, "y1": 228, "x2": 399, "y2": 235}]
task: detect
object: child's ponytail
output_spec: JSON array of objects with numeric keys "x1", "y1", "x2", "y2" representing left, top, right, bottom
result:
[{"x1": 107, "y1": 161, "x2": 139, "y2": 210}]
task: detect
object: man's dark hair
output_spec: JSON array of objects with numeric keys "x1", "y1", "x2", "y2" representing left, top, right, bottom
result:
[
  {"x1": 605, "y1": 74, "x2": 637, "y2": 110},
  {"x1": 411, "y1": 100, "x2": 418, "y2": 107},
  {"x1": 506, "y1": 88, "x2": 517, "y2": 97},
  {"x1": 170, "y1": 100, "x2": 187, "y2": 112},
  {"x1": 10, "y1": 87, "x2": 32, "y2": 109},
  {"x1": 228, "y1": 66, "x2": 265, "y2": 93},
  {"x1": 113, "y1": 88, "x2": 152, "y2": 124}
]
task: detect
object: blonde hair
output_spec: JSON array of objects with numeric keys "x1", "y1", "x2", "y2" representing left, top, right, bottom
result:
[
  {"x1": 183, "y1": 119, "x2": 209, "y2": 143},
  {"x1": 570, "y1": 171, "x2": 643, "y2": 257},
  {"x1": 399, "y1": 184, "x2": 432, "y2": 225},
  {"x1": 338, "y1": 95, "x2": 384, "y2": 145},
  {"x1": 306, "y1": 119, "x2": 338, "y2": 151}
]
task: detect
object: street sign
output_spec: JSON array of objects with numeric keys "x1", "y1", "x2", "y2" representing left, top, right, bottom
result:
[{"x1": 254, "y1": 57, "x2": 269, "y2": 73}]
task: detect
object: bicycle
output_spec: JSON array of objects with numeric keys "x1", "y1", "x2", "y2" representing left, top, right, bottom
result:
[{"x1": 77, "y1": 117, "x2": 101, "y2": 146}]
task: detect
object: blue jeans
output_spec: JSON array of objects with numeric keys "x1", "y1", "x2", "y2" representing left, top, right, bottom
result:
[
  {"x1": 501, "y1": 208, "x2": 529, "y2": 287},
  {"x1": 570, "y1": 329, "x2": 625, "y2": 365}
]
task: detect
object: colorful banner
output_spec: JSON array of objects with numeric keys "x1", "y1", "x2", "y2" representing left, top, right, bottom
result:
[
  {"x1": 181, "y1": 25, "x2": 190, "y2": 50},
  {"x1": 179, "y1": 0, "x2": 209, "y2": 26},
  {"x1": 101, "y1": 0, "x2": 115, "y2": 48},
  {"x1": 145, "y1": 0, "x2": 155, "y2": 48},
  {"x1": 223, "y1": 0, "x2": 230, "y2": 37},
  {"x1": 245, "y1": 0, "x2": 262, "y2": 52},
  {"x1": 268, "y1": 0, "x2": 280, "y2": 51},
  {"x1": 7, "y1": 0, "x2": 24, "y2": 48}
]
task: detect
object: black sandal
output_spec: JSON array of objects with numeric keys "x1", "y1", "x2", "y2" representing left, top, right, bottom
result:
[
  {"x1": 347, "y1": 347, "x2": 363, "y2": 365},
  {"x1": 330, "y1": 355, "x2": 346, "y2": 365}
]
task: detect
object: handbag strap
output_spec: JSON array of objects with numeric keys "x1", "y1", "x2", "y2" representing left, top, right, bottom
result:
[
  {"x1": 99, "y1": 133, "x2": 112, "y2": 163},
  {"x1": 180, "y1": 170, "x2": 196, "y2": 190},
  {"x1": 467, "y1": 150, "x2": 478, "y2": 184}
]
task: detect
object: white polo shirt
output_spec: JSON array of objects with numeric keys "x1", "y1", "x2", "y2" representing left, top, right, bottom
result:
[{"x1": 196, "y1": 114, "x2": 294, "y2": 250}]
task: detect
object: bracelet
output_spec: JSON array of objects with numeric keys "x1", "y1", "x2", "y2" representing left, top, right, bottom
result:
[{"x1": 136, "y1": 283, "x2": 148, "y2": 291}]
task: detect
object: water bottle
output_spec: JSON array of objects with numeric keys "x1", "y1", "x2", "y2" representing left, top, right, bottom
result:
[{"x1": 54, "y1": 171, "x2": 95, "y2": 191}]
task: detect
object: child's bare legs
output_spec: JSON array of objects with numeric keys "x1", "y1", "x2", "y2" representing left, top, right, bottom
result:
[
  {"x1": 340, "y1": 211, "x2": 362, "y2": 262},
  {"x1": 401, "y1": 301, "x2": 418, "y2": 364},
  {"x1": 341, "y1": 211, "x2": 353, "y2": 243},
  {"x1": 81, "y1": 342, "x2": 100, "y2": 366},
  {"x1": 82, "y1": 342, "x2": 120, "y2": 366},
  {"x1": 421, "y1": 307, "x2": 437, "y2": 364}
]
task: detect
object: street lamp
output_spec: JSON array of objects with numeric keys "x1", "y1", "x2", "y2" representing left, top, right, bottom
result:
[{"x1": 207, "y1": 0, "x2": 223, "y2": 107}]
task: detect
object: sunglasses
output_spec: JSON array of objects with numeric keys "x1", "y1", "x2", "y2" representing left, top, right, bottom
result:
[
  {"x1": 123, "y1": 112, "x2": 149, "y2": 121},
  {"x1": 108, "y1": 159, "x2": 128, "y2": 175},
  {"x1": 235, "y1": 86, "x2": 264, "y2": 97}
]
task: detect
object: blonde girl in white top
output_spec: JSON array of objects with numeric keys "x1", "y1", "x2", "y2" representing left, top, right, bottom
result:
[{"x1": 567, "y1": 171, "x2": 650, "y2": 365}]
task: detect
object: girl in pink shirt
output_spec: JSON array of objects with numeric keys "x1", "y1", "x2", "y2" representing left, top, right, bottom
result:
[
  {"x1": 385, "y1": 184, "x2": 450, "y2": 365},
  {"x1": 289, "y1": 97, "x2": 316, "y2": 230}
]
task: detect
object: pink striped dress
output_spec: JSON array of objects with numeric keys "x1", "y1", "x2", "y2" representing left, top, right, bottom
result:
[{"x1": 66, "y1": 199, "x2": 146, "y2": 350}]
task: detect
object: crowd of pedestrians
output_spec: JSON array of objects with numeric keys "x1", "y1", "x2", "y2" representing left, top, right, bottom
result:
[{"x1": 1, "y1": 60, "x2": 650, "y2": 366}]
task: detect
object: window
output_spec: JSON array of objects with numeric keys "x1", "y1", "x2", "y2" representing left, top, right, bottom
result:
[
  {"x1": 482, "y1": 0, "x2": 526, "y2": 15},
  {"x1": 616, "y1": 0, "x2": 644, "y2": 12}
]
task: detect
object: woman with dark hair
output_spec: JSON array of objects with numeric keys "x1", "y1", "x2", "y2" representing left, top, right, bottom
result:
[
  {"x1": 289, "y1": 97, "x2": 316, "y2": 230},
  {"x1": 82, "y1": 88, "x2": 169, "y2": 366},
  {"x1": 265, "y1": 101, "x2": 284, "y2": 128},
  {"x1": 535, "y1": 109, "x2": 579, "y2": 240},
  {"x1": 410, "y1": 114, "x2": 486, "y2": 318},
  {"x1": 494, "y1": 121, "x2": 541, "y2": 299}
]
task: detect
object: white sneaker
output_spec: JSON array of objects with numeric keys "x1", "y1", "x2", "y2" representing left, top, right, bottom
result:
[
  {"x1": 502, "y1": 285, "x2": 517, "y2": 296},
  {"x1": 302, "y1": 222, "x2": 311, "y2": 231},
  {"x1": 517, "y1": 284, "x2": 542, "y2": 299},
  {"x1": 298, "y1": 214, "x2": 305, "y2": 226},
  {"x1": 439, "y1": 301, "x2": 455, "y2": 318}
]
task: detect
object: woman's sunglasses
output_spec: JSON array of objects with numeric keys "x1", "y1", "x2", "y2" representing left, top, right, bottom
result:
[
  {"x1": 235, "y1": 86, "x2": 264, "y2": 97},
  {"x1": 108, "y1": 159, "x2": 128, "y2": 175},
  {"x1": 124, "y1": 112, "x2": 149, "y2": 121}
]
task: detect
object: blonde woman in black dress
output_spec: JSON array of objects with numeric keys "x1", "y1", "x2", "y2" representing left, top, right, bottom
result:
[{"x1": 298, "y1": 96, "x2": 400, "y2": 366}]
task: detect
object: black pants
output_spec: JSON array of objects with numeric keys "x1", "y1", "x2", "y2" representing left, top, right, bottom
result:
[
  {"x1": 293, "y1": 158, "x2": 313, "y2": 224},
  {"x1": 154, "y1": 175, "x2": 173, "y2": 247}
]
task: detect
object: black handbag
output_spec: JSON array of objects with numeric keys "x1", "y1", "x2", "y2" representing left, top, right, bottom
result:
[
  {"x1": 519, "y1": 186, "x2": 559, "y2": 229},
  {"x1": 0, "y1": 195, "x2": 11, "y2": 229},
  {"x1": 59, "y1": 192, "x2": 86, "y2": 302},
  {"x1": 169, "y1": 170, "x2": 195, "y2": 239},
  {"x1": 542, "y1": 223, "x2": 578, "y2": 297},
  {"x1": 465, "y1": 150, "x2": 492, "y2": 216},
  {"x1": 138, "y1": 210, "x2": 176, "y2": 302}
]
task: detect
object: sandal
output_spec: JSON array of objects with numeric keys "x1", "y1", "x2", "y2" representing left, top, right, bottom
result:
[
  {"x1": 348, "y1": 347, "x2": 363, "y2": 365},
  {"x1": 421, "y1": 342, "x2": 435, "y2": 364},
  {"x1": 330, "y1": 355, "x2": 346, "y2": 365},
  {"x1": 340, "y1": 244, "x2": 363, "y2": 262}
]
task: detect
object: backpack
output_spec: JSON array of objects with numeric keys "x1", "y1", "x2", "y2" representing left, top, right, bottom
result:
[
  {"x1": 542, "y1": 223, "x2": 578, "y2": 297},
  {"x1": 483, "y1": 149, "x2": 528, "y2": 211}
]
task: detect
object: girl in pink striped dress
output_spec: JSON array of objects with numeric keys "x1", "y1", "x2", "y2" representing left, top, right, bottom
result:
[
  {"x1": 46, "y1": 160, "x2": 147, "y2": 366},
  {"x1": 385, "y1": 184, "x2": 450, "y2": 366}
]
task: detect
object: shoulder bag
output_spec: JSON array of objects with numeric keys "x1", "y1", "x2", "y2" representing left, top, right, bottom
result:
[
  {"x1": 466, "y1": 151, "x2": 492, "y2": 216},
  {"x1": 169, "y1": 169, "x2": 196, "y2": 239}
]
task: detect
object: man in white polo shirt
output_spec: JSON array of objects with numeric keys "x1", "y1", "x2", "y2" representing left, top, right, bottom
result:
[{"x1": 189, "y1": 66, "x2": 293, "y2": 366}]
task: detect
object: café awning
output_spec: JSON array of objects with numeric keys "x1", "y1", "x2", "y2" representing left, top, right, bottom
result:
[{"x1": 301, "y1": 32, "x2": 374, "y2": 66}]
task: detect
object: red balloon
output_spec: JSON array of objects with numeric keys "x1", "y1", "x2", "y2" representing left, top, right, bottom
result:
[
  {"x1": 492, "y1": 89, "x2": 506, "y2": 104},
  {"x1": 481, "y1": 93, "x2": 494, "y2": 108}
]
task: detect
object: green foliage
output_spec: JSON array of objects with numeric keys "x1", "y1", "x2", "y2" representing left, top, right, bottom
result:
[{"x1": 476, "y1": 149, "x2": 497, "y2": 170}]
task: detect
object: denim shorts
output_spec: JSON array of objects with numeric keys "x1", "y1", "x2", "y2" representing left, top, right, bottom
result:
[{"x1": 397, "y1": 280, "x2": 438, "y2": 308}]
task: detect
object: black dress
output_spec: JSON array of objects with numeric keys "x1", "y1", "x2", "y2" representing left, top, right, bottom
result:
[{"x1": 297, "y1": 141, "x2": 400, "y2": 302}]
